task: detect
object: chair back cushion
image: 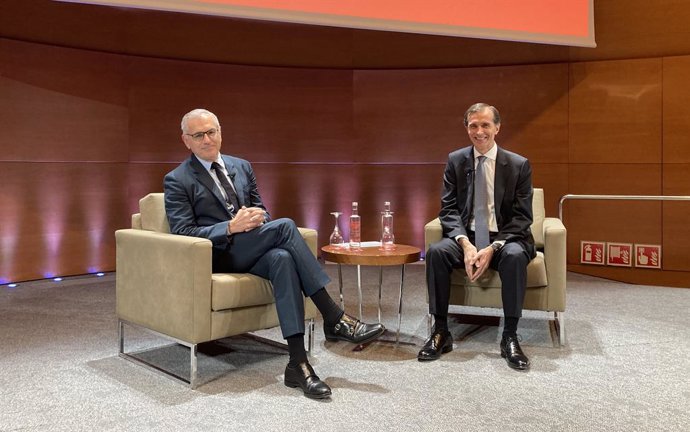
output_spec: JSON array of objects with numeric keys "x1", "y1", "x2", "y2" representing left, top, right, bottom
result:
[
  {"x1": 531, "y1": 188, "x2": 545, "y2": 248},
  {"x1": 139, "y1": 193, "x2": 170, "y2": 233}
]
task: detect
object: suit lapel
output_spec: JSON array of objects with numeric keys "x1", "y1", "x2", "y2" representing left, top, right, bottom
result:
[
  {"x1": 461, "y1": 148, "x2": 474, "y2": 214},
  {"x1": 222, "y1": 156, "x2": 243, "y2": 207},
  {"x1": 189, "y1": 155, "x2": 229, "y2": 213},
  {"x1": 494, "y1": 147, "x2": 508, "y2": 223}
]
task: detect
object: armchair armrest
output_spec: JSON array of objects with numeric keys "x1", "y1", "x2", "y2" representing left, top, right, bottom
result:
[
  {"x1": 297, "y1": 227, "x2": 318, "y2": 257},
  {"x1": 542, "y1": 217, "x2": 567, "y2": 311},
  {"x1": 116, "y1": 229, "x2": 213, "y2": 342},
  {"x1": 424, "y1": 218, "x2": 442, "y2": 253}
]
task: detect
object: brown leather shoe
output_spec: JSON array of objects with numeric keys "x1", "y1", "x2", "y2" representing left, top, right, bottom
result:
[
  {"x1": 284, "y1": 361, "x2": 332, "y2": 399},
  {"x1": 324, "y1": 313, "x2": 385, "y2": 344},
  {"x1": 417, "y1": 329, "x2": 453, "y2": 361},
  {"x1": 500, "y1": 335, "x2": 530, "y2": 371}
]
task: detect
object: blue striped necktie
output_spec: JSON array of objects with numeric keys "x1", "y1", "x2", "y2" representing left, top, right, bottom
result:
[
  {"x1": 211, "y1": 162, "x2": 240, "y2": 216},
  {"x1": 474, "y1": 156, "x2": 490, "y2": 249}
]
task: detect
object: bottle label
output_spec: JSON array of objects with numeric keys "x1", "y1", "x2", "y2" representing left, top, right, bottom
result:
[{"x1": 350, "y1": 219, "x2": 361, "y2": 246}]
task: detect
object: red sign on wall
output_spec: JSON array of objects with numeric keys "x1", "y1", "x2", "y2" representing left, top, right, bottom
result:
[
  {"x1": 635, "y1": 244, "x2": 661, "y2": 269},
  {"x1": 607, "y1": 243, "x2": 632, "y2": 267},
  {"x1": 581, "y1": 241, "x2": 605, "y2": 265}
]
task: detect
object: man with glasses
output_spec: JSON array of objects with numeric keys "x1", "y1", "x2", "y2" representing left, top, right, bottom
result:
[{"x1": 164, "y1": 108, "x2": 385, "y2": 399}]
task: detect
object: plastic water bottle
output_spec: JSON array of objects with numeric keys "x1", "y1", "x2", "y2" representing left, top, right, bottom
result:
[
  {"x1": 349, "y1": 202, "x2": 361, "y2": 248},
  {"x1": 381, "y1": 201, "x2": 395, "y2": 250}
]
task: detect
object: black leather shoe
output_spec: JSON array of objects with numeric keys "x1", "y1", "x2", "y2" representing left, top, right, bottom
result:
[
  {"x1": 417, "y1": 329, "x2": 453, "y2": 361},
  {"x1": 324, "y1": 313, "x2": 385, "y2": 344},
  {"x1": 284, "y1": 362, "x2": 332, "y2": 399},
  {"x1": 500, "y1": 335, "x2": 530, "y2": 370}
]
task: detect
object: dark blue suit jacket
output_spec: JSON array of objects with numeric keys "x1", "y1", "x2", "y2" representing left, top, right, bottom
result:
[
  {"x1": 163, "y1": 154, "x2": 271, "y2": 250},
  {"x1": 439, "y1": 145, "x2": 535, "y2": 253}
]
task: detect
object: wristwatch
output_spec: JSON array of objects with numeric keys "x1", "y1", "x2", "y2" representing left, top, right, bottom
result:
[{"x1": 490, "y1": 242, "x2": 502, "y2": 253}]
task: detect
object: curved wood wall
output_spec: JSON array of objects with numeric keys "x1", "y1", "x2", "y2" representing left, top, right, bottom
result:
[{"x1": 1, "y1": 0, "x2": 690, "y2": 287}]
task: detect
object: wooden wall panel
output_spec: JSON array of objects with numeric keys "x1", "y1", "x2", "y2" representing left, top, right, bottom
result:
[
  {"x1": 663, "y1": 56, "x2": 690, "y2": 163},
  {"x1": 0, "y1": 163, "x2": 128, "y2": 283},
  {"x1": 531, "y1": 163, "x2": 569, "y2": 217},
  {"x1": 569, "y1": 59, "x2": 662, "y2": 164},
  {"x1": 127, "y1": 163, "x2": 179, "y2": 216},
  {"x1": 662, "y1": 164, "x2": 690, "y2": 272},
  {"x1": 0, "y1": 39, "x2": 128, "y2": 162},
  {"x1": 661, "y1": 56, "x2": 690, "y2": 274},
  {"x1": 570, "y1": 0, "x2": 690, "y2": 62},
  {"x1": 127, "y1": 57, "x2": 355, "y2": 164},
  {"x1": 444, "y1": 64, "x2": 569, "y2": 165},
  {"x1": 353, "y1": 64, "x2": 569, "y2": 165},
  {"x1": 353, "y1": 69, "x2": 466, "y2": 164}
]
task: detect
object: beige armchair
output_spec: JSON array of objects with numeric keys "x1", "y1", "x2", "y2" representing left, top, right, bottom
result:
[
  {"x1": 116, "y1": 193, "x2": 318, "y2": 388},
  {"x1": 424, "y1": 188, "x2": 567, "y2": 345}
]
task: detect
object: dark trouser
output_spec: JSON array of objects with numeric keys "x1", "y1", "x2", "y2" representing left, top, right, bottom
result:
[
  {"x1": 426, "y1": 235, "x2": 533, "y2": 319},
  {"x1": 212, "y1": 218, "x2": 331, "y2": 338}
]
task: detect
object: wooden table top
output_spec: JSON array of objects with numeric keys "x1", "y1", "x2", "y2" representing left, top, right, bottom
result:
[{"x1": 321, "y1": 244, "x2": 421, "y2": 266}]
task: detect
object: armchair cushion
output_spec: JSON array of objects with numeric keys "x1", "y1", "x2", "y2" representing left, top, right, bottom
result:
[{"x1": 211, "y1": 273, "x2": 275, "y2": 311}]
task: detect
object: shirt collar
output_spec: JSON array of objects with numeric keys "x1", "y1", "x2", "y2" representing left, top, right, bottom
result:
[
  {"x1": 473, "y1": 143, "x2": 498, "y2": 161},
  {"x1": 194, "y1": 154, "x2": 225, "y2": 173}
]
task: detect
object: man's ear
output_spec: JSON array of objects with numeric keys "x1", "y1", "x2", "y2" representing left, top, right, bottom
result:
[{"x1": 181, "y1": 135, "x2": 191, "y2": 149}]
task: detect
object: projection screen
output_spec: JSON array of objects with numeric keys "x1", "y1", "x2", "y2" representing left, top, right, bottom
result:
[{"x1": 58, "y1": 0, "x2": 596, "y2": 47}]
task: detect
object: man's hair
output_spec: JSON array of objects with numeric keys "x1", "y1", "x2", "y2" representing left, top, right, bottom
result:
[
  {"x1": 463, "y1": 103, "x2": 501, "y2": 127},
  {"x1": 181, "y1": 108, "x2": 220, "y2": 133}
]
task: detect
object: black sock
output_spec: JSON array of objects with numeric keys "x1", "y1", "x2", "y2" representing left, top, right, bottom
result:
[
  {"x1": 310, "y1": 288, "x2": 344, "y2": 326},
  {"x1": 433, "y1": 314, "x2": 448, "y2": 333},
  {"x1": 503, "y1": 317, "x2": 519, "y2": 337},
  {"x1": 286, "y1": 334, "x2": 307, "y2": 366}
]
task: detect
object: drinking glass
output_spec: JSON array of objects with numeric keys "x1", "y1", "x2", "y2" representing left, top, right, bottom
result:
[{"x1": 329, "y1": 212, "x2": 344, "y2": 247}]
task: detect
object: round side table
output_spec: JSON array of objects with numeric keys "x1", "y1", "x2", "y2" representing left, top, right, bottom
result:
[{"x1": 321, "y1": 244, "x2": 421, "y2": 344}]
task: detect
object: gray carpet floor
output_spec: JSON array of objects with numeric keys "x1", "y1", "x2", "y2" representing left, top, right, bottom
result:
[{"x1": 1, "y1": 263, "x2": 689, "y2": 431}]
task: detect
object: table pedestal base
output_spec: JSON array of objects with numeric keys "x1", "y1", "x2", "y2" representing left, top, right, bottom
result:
[{"x1": 337, "y1": 263, "x2": 408, "y2": 349}]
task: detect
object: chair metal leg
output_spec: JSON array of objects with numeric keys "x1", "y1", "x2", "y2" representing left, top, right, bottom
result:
[
  {"x1": 307, "y1": 318, "x2": 315, "y2": 354},
  {"x1": 356, "y1": 264, "x2": 363, "y2": 320},
  {"x1": 118, "y1": 319, "x2": 200, "y2": 388},
  {"x1": 378, "y1": 266, "x2": 383, "y2": 324},
  {"x1": 555, "y1": 311, "x2": 566, "y2": 346},
  {"x1": 118, "y1": 319, "x2": 125, "y2": 354},
  {"x1": 395, "y1": 264, "x2": 406, "y2": 344},
  {"x1": 190, "y1": 343, "x2": 198, "y2": 389},
  {"x1": 337, "y1": 264, "x2": 344, "y2": 310}
]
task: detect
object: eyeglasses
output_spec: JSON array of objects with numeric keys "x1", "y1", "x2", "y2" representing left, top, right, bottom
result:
[{"x1": 185, "y1": 128, "x2": 219, "y2": 142}]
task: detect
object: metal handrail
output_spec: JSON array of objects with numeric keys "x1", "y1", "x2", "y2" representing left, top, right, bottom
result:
[{"x1": 558, "y1": 194, "x2": 690, "y2": 221}]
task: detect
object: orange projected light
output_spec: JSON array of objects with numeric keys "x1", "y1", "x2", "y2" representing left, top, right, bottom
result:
[{"x1": 58, "y1": 0, "x2": 595, "y2": 46}]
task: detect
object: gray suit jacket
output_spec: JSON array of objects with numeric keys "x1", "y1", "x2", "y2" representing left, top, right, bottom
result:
[
  {"x1": 163, "y1": 154, "x2": 270, "y2": 250},
  {"x1": 439, "y1": 145, "x2": 535, "y2": 252}
]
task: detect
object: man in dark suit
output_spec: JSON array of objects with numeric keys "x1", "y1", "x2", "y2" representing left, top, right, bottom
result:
[
  {"x1": 418, "y1": 103, "x2": 536, "y2": 370},
  {"x1": 164, "y1": 108, "x2": 385, "y2": 398}
]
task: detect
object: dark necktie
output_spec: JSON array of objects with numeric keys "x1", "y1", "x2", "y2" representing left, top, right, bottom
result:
[
  {"x1": 211, "y1": 162, "x2": 240, "y2": 216},
  {"x1": 474, "y1": 156, "x2": 490, "y2": 249}
]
